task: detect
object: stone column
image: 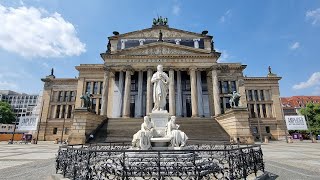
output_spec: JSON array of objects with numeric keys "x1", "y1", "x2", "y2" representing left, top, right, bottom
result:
[
  {"x1": 146, "y1": 68, "x2": 153, "y2": 115},
  {"x1": 259, "y1": 104, "x2": 264, "y2": 118},
  {"x1": 100, "y1": 69, "x2": 110, "y2": 116},
  {"x1": 206, "y1": 75, "x2": 214, "y2": 116},
  {"x1": 136, "y1": 71, "x2": 143, "y2": 117},
  {"x1": 122, "y1": 69, "x2": 132, "y2": 118},
  {"x1": 118, "y1": 71, "x2": 124, "y2": 116},
  {"x1": 212, "y1": 69, "x2": 221, "y2": 115},
  {"x1": 169, "y1": 69, "x2": 175, "y2": 116},
  {"x1": 176, "y1": 70, "x2": 183, "y2": 117},
  {"x1": 190, "y1": 67, "x2": 198, "y2": 117},
  {"x1": 197, "y1": 71, "x2": 204, "y2": 117}
]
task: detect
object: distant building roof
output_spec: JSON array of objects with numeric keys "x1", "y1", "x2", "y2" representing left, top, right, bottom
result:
[{"x1": 281, "y1": 96, "x2": 320, "y2": 108}]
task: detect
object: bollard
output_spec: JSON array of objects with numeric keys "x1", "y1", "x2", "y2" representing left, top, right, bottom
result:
[
  {"x1": 264, "y1": 136, "x2": 269, "y2": 143},
  {"x1": 312, "y1": 136, "x2": 317, "y2": 143},
  {"x1": 288, "y1": 136, "x2": 293, "y2": 143}
]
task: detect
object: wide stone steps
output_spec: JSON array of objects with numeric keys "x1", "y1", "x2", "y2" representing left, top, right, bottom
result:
[{"x1": 93, "y1": 117, "x2": 230, "y2": 143}]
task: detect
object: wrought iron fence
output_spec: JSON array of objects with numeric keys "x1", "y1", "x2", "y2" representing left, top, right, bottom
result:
[{"x1": 56, "y1": 142, "x2": 264, "y2": 180}]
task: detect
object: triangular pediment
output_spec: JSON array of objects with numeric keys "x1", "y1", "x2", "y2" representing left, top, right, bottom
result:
[
  {"x1": 115, "y1": 42, "x2": 211, "y2": 56},
  {"x1": 110, "y1": 26, "x2": 209, "y2": 39}
]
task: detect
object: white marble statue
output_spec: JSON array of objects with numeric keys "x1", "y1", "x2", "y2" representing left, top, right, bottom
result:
[
  {"x1": 132, "y1": 116, "x2": 156, "y2": 149},
  {"x1": 165, "y1": 116, "x2": 188, "y2": 147},
  {"x1": 151, "y1": 65, "x2": 169, "y2": 111}
]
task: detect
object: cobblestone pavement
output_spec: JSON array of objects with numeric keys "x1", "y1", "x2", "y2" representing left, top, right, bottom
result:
[
  {"x1": 0, "y1": 141, "x2": 319, "y2": 179},
  {"x1": 262, "y1": 141, "x2": 320, "y2": 180}
]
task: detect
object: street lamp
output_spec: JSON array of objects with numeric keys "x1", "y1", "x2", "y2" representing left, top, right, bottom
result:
[{"x1": 60, "y1": 102, "x2": 67, "y2": 144}]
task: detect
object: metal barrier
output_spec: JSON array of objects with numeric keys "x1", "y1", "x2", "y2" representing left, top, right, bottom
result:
[{"x1": 56, "y1": 142, "x2": 264, "y2": 180}]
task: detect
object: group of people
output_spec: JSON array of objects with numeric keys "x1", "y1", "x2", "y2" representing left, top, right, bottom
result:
[{"x1": 132, "y1": 116, "x2": 188, "y2": 149}]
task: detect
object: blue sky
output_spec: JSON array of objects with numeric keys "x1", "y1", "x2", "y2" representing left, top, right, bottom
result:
[{"x1": 0, "y1": 0, "x2": 319, "y2": 97}]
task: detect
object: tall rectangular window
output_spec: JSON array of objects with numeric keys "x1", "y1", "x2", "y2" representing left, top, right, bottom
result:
[
  {"x1": 58, "y1": 91, "x2": 63, "y2": 102},
  {"x1": 86, "y1": 82, "x2": 91, "y2": 93},
  {"x1": 260, "y1": 90, "x2": 265, "y2": 101},
  {"x1": 231, "y1": 81, "x2": 236, "y2": 92},
  {"x1": 61, "y1": 105, "x2": 66, "y2": 118},
  {"x1": 257, "y1": 104, "x2": 261, "y2": 118},
  {"x1": 67, "y1": 105, "x2": 72, "y2": 118},
  {"x1": 53, "y1": 127, "x2": 58, "y2": 134},
  {"x1": 64, "y1": 91, "x2": 68, "y2": 102},
  {"x1": 70, "y1": 91, "x2": 75, "y2": 101},
  {"x1": 265, "y1": 126, "x2": 270, "y2": 133},
  {"x1": 99, "y1": 98, "x2": 102, "y2": 114},
  {"x1": 248, "y1": 90, "x2": 253, "y2": 101},
  {"x1": 56, "y1": 105, "x2": 61, "y2": 118},
  {"x1": 222, "y1": 81, "x2": 229, "y2": 93},
  {"x1": 219, "y1": 81, "x2": 222, "y2": 93},
  {"x1": 250, "y1": 104, "x2": 255, "y2": 118},
  {"x1": 92, "y1": 99, "x2": 96, "y2": 112},
  {"x1": 93, "y1": 82, "x2": 98, "y2": 94},
  {"x1": 100, "y1": 82, "x2": 103, "y2": 94},
  {"x1": 254, "y1": 90, "x2": 259, "y2": 101},
  {"x1": 262, "y1": 104, "x2": 267, "y2": 117}
]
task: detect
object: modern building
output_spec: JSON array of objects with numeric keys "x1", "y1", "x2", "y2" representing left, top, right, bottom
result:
[
  {"x1": 0, "y1": 90, "x2": 39, "y2": 118},
  {"x1": 281, "y1": 96, "x2": 320, "y2": 116},
  {"x1": 38, "y1": 19, "x2": 286, "y2": 142}
]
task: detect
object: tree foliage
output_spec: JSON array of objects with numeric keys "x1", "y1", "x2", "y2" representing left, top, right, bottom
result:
[
  {"x1": 0, "y1": 101, "x2": 16, "y2": 124},
  {"x1": 300, "y1": 103, "x2": 320, "y2": 135}
]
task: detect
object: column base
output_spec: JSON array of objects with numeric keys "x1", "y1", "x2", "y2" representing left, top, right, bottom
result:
[{"x1": 191, "y1": 115, "x2": 199, "y2": 118}]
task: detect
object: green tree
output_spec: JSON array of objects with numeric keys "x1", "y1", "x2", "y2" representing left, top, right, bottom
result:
[
  {"x1": 0, "y1": 101, "x2": 15, "y2": 124},
  {"x1": 300, "y1": 103, "x2": 320, "y2": 135}
]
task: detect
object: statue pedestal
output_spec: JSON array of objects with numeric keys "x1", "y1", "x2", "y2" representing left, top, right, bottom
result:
[
  {"x1": 150, "y1": 110, "x2": 170, "y2": 137},
  {"x1": 216, "y1": 107, "x2": 254, "y2": 144}
]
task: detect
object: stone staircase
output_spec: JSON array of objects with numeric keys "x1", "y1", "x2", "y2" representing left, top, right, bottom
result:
[{"x1": 92, "y1": 117, "x2": 230, "y2": 143}]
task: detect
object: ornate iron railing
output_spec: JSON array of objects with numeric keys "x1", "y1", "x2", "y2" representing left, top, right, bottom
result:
[{"x1": 56, "y1": 142, "x2": 264, "y2": 180}]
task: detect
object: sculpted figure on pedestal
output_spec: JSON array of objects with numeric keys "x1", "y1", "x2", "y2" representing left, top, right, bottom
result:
[
  {"x1": 151, "y1": 65, "x2": 169, "y2": 111},
  {"x1": 165, "y1": 116, "x2": 188, "y2": 147},
  {"x1": 229, "y1": 91, "x2": 241, "y2": 108},
  {"x1": 80, "y1": 92, "x2": 93, "y2": 110},
  {"x1": 132, "y1": 116, "x2": 156, "y2": 150}
]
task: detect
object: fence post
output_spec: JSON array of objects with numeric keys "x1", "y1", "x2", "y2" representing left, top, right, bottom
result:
[
  {"x1": 86, "y1": 151, "x2": 91, "y2": 180},
  {"x1": 122, "y1": 151, "x2": 126, "y2": 180},
  {"x1": 158, "y1": 151, "x2": 161, "y2": 179}
]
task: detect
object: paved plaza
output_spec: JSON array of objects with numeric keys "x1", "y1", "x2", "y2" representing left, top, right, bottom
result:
[{"x1": 0, "y1": 141, "x2": 319, "y2": 180}]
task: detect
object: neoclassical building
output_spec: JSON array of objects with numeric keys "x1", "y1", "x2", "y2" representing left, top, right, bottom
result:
[{"x1": 38, "y1": 20, "x2": 286, "y2": 142}]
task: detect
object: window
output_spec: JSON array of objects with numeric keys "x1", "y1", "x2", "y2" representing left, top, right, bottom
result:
[
  {"x1": 222, "y1": 81, "x2": 229, "y2": 93},
  {"x1": 67, "y1": 105, "x2": 72, "y2": 118},
  {"x1": 100, "y1": 82, "x2": 103, "y2": 94},
  {"x1": 231, "y1": 81, "x2": 236, "y2": 92},
  {"x1": 53, "y1": 127, "x2": 58, "y2": 134},
  {"x1": 219, "y1": 81, "x2": 222, "y2": 93},
  {"x1": 99, "y1": 98, "x2": 102, "y2": 114},
  {"x1": 256, "y1": 104, "x2": 261, "y2": 118},
  {"x1": 92, "y1": 99, "x2": 96, "y2": 111},
  {"x1": 58, "y1": 91, "x2": 63, "y2": 102},
  {"x1": 64, "y1": 128, "x2": 69, "y2": 135},
  {"x1": 250, "y1": 104, "x2": 255, "y2": 118},
  {"x1": 248, "y1": 90, "x2": 253, "y2": 101},
  {"x1": 262, "y1": 104, "x2": 267, "y2": 117},
  {"x1": 265, "y1": 126, "x2": 270, "y2": 133},
  {"x1": 254, "y1": 90, "x2": 259, "y2": 101},
  {"x1": 131, "y1": 79, "x2": 136, "y2": 91},
  {"x1": 56, "y1": 105, "x2": 61, "y2": 118},
  {"x1": 260, "y1": 90, "x2": 265, "y2": 101},
  {"x1": 61, "y1": 105, "x2": 66, "y2": 118},
  {"x1": 70, "y1": 91, "x2": 75, "y2": 101},
  {"x1": 93, "y1": 82, "x2": 98, "y2": 94},
  {"x1": 252, "y1": 126, "x2": 258, "y2": 134},
  {"x1": 64, "y1": 91, "x2": 68, "y2": 102},
  {"x1": 86, "y1": 82, "x2": 91, "y2": 93}
]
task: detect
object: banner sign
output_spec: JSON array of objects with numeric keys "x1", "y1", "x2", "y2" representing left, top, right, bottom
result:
[
  {"x1": 18, "y1": 116, "x2": 38, "y2": 131},
  {"x1": 285, "y1": 115, "x2": 308, "y2": 130}
]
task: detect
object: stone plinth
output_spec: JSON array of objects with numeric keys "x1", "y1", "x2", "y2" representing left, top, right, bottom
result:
[
  {"x1": 67, "y1": 108, "x2": 106, "y2": 145},
  {"x1": 149, "y1": 110, "x2": 169, "y2": 137},
  {"x1": 216, "y1": 107, "x2": 254, "y2": 144}
]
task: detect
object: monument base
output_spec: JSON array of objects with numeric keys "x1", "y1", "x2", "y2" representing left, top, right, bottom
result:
[
  {"x1": 149, "y1": 110, "x2": 169, "y2": 137},
  {"x1": 216, "y1": 107, "x2": 254, "y2": 144}
]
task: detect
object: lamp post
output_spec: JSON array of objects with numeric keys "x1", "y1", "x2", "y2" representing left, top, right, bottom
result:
[{"x1": 9, "y1": 104, "x2": 21, "y2": 144}]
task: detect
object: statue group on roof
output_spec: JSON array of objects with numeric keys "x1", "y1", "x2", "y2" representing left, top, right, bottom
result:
[{"x1": 153, "y1": 16, "x2": 168, "y2": 26}]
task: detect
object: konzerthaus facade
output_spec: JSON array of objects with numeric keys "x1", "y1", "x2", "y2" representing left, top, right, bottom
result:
[{"x1": 38, "y1": 20, "x2": 286, "y2": 142}]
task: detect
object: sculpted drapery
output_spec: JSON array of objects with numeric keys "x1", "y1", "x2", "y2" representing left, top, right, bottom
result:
[{"x1": 151, "y1": 65, "x2": 169, "y2": 111}]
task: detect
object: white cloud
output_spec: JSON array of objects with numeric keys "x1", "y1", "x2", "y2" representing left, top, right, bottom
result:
[
  {"x1": 172, "y1": 4, "x2": 180, "y2": 16},
  {"x1": 0, "y1": 81, "x2": 18, "y2": 90},
  {"x1": 290, "y1": 42, "x2": 300, "y2": 50},
  {"x1": 220, "y1": 9, "x2": 231, "y2": 23},
  {"x1": 0, "y1": 4, "x2": 86, "y2": 58},
  {"x1": 306, "y1": 8, "x2": 320, "y2": 25},
  {"x1": 293, "y1": 72, "x2": 320, "y2": 90}
]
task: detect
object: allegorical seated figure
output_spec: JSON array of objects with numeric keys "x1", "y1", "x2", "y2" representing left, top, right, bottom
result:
[
  {"x1": 132, "y1": 116, "x2": 156, "y2": 150},
  {"x1": 165, "y1": 116, "x2": 188, "y2": 147}
]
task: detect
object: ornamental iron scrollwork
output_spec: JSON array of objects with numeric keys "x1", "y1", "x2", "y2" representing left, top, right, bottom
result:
[{"x1": 56, "y1": 143, "x2": 264, "y2": 179}]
